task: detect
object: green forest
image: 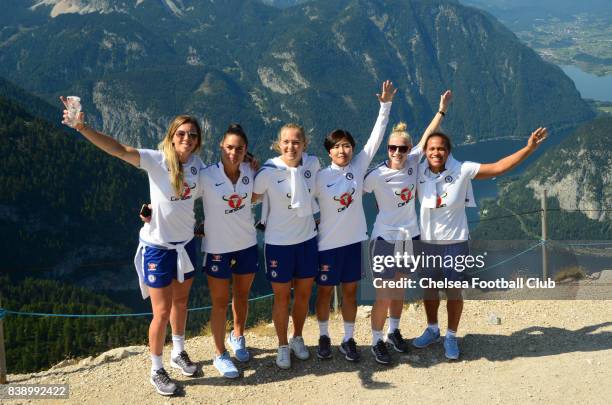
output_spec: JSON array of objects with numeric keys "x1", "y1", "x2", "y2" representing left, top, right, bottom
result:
[{"x1": 1, "y1": 273, "x2": 276, "y2": 374}]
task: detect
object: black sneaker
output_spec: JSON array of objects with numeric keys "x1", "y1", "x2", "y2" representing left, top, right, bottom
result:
[
  {"x1": 150, "y1": 368, "x2": 177, "y2": 396},
  {"x1": 387, "y1": 329, "x2": 409, "y2": 353},
  {"x1": 339, "y1": 338, "x2": 360, "y2": 362},
  {"x1": 317, "y1": 335, "x2": 332, "y2": 359},
  {"x1": 170, "y1": 350, "x2": 197, "y2": 376},
  {"x1": 371, "y1": 340, "x2": 391, "y2": 365}
]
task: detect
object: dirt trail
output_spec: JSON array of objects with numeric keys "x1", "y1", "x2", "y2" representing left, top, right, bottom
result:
[{"x1": 5, "y1": 300, "x2": 612, "y2": 404}]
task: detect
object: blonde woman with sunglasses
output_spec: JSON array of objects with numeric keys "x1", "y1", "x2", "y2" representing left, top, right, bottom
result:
[
  {"x1": 61, "y1": 98, "x2": 203, "y2": 396},
  {"x1": 363, "y1": 90, "x2": 452, "y2": 364}
]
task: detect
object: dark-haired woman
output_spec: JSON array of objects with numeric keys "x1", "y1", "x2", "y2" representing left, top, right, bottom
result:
[
  {"x1": 414, "y1": 126, "x2": 548, "y2": 360},
  {"x1": 313, "y1": 81, "x2": 396, "y2": 361},
  {"x1": 199, "y1": 124, "x2": 259, "y2": 378},
  {"x1": 61, "y1": 98, "x2": 203, "y2": 396}
]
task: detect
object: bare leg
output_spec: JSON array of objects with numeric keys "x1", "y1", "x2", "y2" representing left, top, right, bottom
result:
[
  {"x1": 315, "y1": 285, "x2": 334, "y2": 323},
  {"x1": 423, "y1": 288, "x2": 440, "y2": 325},
  {"x1": 169, "y1": 278, "x2": 194, "y2": 336},
  {"x1": 446, "y1": 288, "x2": 463, "y2": 332},
  {"x1": 271, "y1": 281, "x2": 292, "y2": 345},
  {"x1": 149, "y1": 286, "x2": 173, "y2": 356},
  {"x1": 341, "y1": 281, "x2": 358, "y2": 323},
  {"x1": 207, "y1": 276, "x2": 230, "y2": 356},
  {"x1": 231, "y1": 273, "x2": 255, "y2": 337},
  {"x1": 292, "y1": 277, "x2": 315, "y2": 337}
]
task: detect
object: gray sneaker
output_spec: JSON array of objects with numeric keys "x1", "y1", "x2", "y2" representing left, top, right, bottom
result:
[
  {"x1": 150, "y1": 368, "x2": 177, "y2": 396},
  {"x1": 170, "y1": 351, "x2": 198, "y2": 376}
]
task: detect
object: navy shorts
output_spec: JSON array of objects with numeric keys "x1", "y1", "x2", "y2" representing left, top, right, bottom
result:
[
  {"x1": 264, "y1": 237, "x2": 318, "y2": 283},
  {"x1": 370, "y1": 236, "x2": 421, "y2": 280},
  {"x1": 418, "y1": 241, "x2": 469, "y2": 285},
  {"x1": 203, "y1": 244, "x2": 259, "y2": 279},
  {"x1": 143, "y1": 239, "x2": 197, "y2": 288},
  {"x1": 317, "y1": 241, "x2": 362, "y2": 286}
]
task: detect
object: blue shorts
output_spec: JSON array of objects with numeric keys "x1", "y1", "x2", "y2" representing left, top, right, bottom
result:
[
  {"x1": 264, "y1": 237, "x2": 318, "y2": 283},
  {"x1": 370, "y1": 236, "x2": 421, "y2": 280},
  {"x1": 203, "y1": 244, "x2": 259, "y2": 279},
  {"x1": 418, "y1": 241, "x2": 469, "y2": 285},
  {"x1": 317, "y1": 242, "x2": 362, "y2": 286},
  {"x1": 143, "y1": 239, "x2": 197, "y2": 288}
]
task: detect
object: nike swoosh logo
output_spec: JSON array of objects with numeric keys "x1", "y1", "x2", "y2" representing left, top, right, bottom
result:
[
  {"x1": 384, "y1": 178, "x2": 393, "y2": 182},
  {"x1": 419, "y1": 180, "x2": 426, "y2": 184},
  {"x1": 215, "y1": 182, "x2": 225, "y2": 187},
  {"x1": 277, "y1": 179, "x2": 286, "y2": 183},
  {"x1": 326, "y1": 183, "x2": 336, "y2": 187}
]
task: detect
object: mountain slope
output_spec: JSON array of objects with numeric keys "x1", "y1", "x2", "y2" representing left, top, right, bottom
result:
[
  {"x1": 0, "y1": 0, "x2": 594, "y2": 160},
  {"x1": 473, "y1": 116, "x2": 612, "y2": 240},
  {"x1": 0, "y1": 82, "x2": 150, "y2": 271}
]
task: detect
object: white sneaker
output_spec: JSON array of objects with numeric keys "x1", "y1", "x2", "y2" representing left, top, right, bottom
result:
[
  {"x1": 276, "y1": 345, "x2": 291, "y2": 369},
  {"x1": 289, "y1": 336, "x2": 310, "y2": 360}
]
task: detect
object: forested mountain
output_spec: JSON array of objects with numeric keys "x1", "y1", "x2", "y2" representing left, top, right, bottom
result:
[
  {"x1": 0, "y1": 274, "x2": 274, "y2": 373},
  {"x1": 0, "y1": 0, "x2": 594, "y2": 160},
  {"x1": 0, "y1": 276, "x2": 150, "y2": 373},
  {"x1": 473, "y1": 117, "x2": 612, "y2": 240},
  {"x1": 0, "y1": 83, "x2": 149, "y2": 271}
]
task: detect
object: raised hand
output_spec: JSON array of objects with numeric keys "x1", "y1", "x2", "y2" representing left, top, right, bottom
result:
[
  {"x1": 377, "y1": 80, "x2": 398, "y2": 103},
  {"x1": 527, "y1": 127, "x2": 548, "y2": 150},
  {"x1": 439, "y1": 90, "x2": 452, "y2": 113},
  {"x1": 60, "y1": 96, "x2": 85, "y2": 130}
]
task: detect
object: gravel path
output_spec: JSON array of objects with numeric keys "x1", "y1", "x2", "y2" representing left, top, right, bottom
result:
[{"x1": 5, "y1": 300, "x2": 612, "y2": 404}]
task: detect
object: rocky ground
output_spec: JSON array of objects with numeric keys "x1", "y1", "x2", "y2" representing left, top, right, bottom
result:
[{"x1": 4, "y1": 300, "x2": 612, "y2": 404}]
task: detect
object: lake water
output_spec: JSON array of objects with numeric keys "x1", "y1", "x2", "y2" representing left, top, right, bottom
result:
[{"x1": 561, "y1": 65, "x2": 612, "y2": 102}]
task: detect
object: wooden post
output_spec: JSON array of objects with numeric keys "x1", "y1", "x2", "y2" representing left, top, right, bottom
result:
[
  {"x1": 0, "y1": 296, "x2": 7, "y2": 384},
  {"x1": 541, "y1": 189, "x2": 548, "y2": 281}
]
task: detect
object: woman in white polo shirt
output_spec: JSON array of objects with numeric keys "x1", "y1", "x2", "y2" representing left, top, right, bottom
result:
[
  {"x1": 253, "y1": 123, "x2": 320, "y2": 369},
  {"x1": 363, "y1": 90, "x2": 453, "y2": 365},
  {"x1": 313, "y1": 81, "x2": 396, "y2": 362},
  {"x1": 199, "y1": 124, "x2": 259, "y2": 379},
  {"x1": 61, "y1": 98, "x2": 202, "y2": 396},
  {"x1": 413, "y1": 126, "x2": 548, "y2": 360}
]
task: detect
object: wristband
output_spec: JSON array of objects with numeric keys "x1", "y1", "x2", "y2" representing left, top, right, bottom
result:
[{"x1": 438, "y1": 111, "x2": 446, "y2": 116}]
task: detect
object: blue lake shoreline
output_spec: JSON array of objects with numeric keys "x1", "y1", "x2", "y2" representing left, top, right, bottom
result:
[{"x1": 561, "y1": 65, "x2": 612, "y2": 102}]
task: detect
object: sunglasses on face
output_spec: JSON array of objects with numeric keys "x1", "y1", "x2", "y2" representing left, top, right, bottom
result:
[
  {"x1": 175, "y1": 130, "x2": 199, "y2": 139},
  {"x1": 387, "y1": 145, "x2": 409, "y2": 153}
]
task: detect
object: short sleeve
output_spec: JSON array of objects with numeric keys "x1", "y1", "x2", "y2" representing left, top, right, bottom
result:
[
  {"x1": 137, "y1": 149, "x2": 160, "y2": 172},
  {"x1": 409, "y1": 145, "x2": 423, "y2": 158},
  {"x1": 363, "y1": 168, "x2": 377, "y2": 193},
  {"x1": 253, "y1": 168, "x2": 269, "y2": 195},
  {"x1": 462, "y1": 161, "x2": 481, "y2": 180}
]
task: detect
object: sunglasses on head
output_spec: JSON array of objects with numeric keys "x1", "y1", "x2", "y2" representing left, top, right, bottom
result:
[
  {"x1": 387, "y1": 145, "x2": 409, "y2": 153},
  {"x1": 175, "y1": 130, "x2": 199, "y2": 139}
]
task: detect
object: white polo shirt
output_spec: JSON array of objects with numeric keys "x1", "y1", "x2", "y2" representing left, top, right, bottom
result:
[
  {"x1": 253, "y1": 154, "x2": 320, "y2": 246},
  {"x1": 137, "y1": 149, "x2": 204, "y2": 245},
  {"x1": 363, "y1": 146, "x2": 422, "y2": 241},
  {"x1": 315, "y1": 101, "x2": 392, "y2": 251},
  {"x1": 417, "y1": 160, "x2": 481, "y2": 242},
  {"x1": 200, "y1": 161, "x2": 257, "y2": 254}
]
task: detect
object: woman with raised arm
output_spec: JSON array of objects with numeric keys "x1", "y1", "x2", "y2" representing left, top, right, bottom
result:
[
  {"x1": 252, "y1": 123, "x2": 320, "y2": 369},
  {"x1": 413, "y1": 126, "x2": 548, "y2": 360},
  {"x1": 60, "y1": 98, "x2": 202, "y2": 396},
  {"x1": 199, "y1": 124, "x2": 259, "y2": 378},
  {"x1": 363, "y1": 90, "x2": 453, "y2": 365},
  {"x1": 313, "y1": 80, "x2": 396, "y2": 362}
]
